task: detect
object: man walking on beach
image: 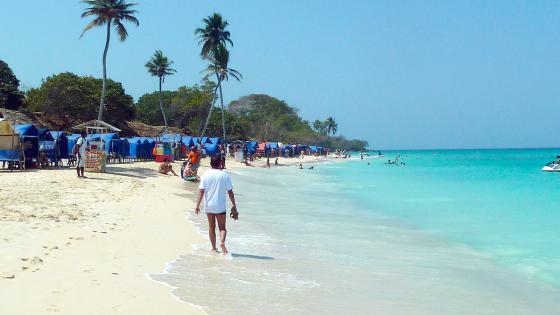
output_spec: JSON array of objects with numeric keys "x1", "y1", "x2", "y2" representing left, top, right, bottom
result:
[{"x1": 195, "y1": 156, "x2": 238, "y2": 255}]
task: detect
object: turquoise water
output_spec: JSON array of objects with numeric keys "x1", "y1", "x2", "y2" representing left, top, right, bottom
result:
[
  {"x1": 152, "y1": 149, "x2": 560, "y2": 315},
  {"x1": 339, "y1": 149, "x2": 560, "y2": 285}
]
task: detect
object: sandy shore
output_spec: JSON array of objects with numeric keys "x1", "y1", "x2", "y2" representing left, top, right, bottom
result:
[{"x1": 0, "y1": 154, "x2": 321, "y2": 314}]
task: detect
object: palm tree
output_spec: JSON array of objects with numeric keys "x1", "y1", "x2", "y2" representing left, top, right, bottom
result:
[
  {"x1": 201, "y1": 44, "x2": 242, "y2": 141},
  {"x1": 194, "y1": 13, "x2": 233, "y2": 59},
  {"x1": 81, "y1": 0, "x2": 139, "y2": 122},
  {"x1": 145, "y1": 50, "x2": 176, "y2": 133},
  {"x1": 325, "y1": 117, "x2": 338, "y2": 135},
  {"x1": 195, "y1": 13, "x2": 237, "y2": 144}
]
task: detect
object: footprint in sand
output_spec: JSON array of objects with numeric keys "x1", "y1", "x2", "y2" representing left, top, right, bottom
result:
[{"x1": 1, "y1": 272, "x2": 15, "y2": 279}]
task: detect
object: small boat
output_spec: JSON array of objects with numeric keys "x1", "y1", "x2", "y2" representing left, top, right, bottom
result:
[{"x1": 542, "y1": 162, "x2": 560, "y2": 172}]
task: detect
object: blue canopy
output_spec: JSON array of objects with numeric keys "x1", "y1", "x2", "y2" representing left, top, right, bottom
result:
[
  {"x1": 91, "y1": 133, "x2": 122, "y2": 154},
  {"x1": 67, "y1": 134, "x2": 80, "y2": 158},
  {"x1": 126, "y1": 137, "x2": 145, "y2": 159},
  {"x1": 266, "y1": 142, "x2": 279, "y2": 149},
  {"x1": 204, "y1": 143, "x2": 220, "y2": 156},
  {"x1": 38, "y1": 128, "x2": 54, "y2": 141},
  {"x1": 15, "y1": 124, "x2": 39, "y2": 163},
  {"x1": 181, "y1": 135, "x2": 193, "y2": 147},
  {"x1": 15, "y1": 124, "x2": 39, "y2": 137},
  {"x1": 50, "y1": 131, "x2": 69, "y2": 158},
  {"x1": 246, "y1": 141, "x2": 258, "y2": 154},
  {"x1": 161, "y1": 133, "x2": 181, "y2": 142},
  {"x1": 208, "y1": 137, "x2": 223, "y2": 145}
]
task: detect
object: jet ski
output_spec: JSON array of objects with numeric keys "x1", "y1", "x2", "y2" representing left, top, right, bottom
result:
[{"x1": 542, "y1": 161, "x2": 560, "y2": 172}]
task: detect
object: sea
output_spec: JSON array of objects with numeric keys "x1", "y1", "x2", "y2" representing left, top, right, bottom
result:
[{"x1": 151, "y1": 148, "x2": 560, "y2": 315}]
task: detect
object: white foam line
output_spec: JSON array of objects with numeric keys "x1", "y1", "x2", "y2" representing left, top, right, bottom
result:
[{"x1": 146, "y1": 270, "x2": 210, "y2": 314}]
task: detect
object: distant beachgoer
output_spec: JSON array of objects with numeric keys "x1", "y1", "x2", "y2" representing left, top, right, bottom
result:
[
  {"x1": 188, "y1": 147, "x2": 201, "y2": 176},
  {"x1": 367, "y1": 162, "x2": 371, "y2": 165},
  {"x1": 309, "y1": 166, "x2": 314, "y2": 170},
  {"x1": 274, "y1": 157, "x2": 279, "y2": 165},
  {"x1": 266, "y1": 157, "x2": 271, "y2": 168},
  {"x1": 75, "y1": 131, "x2": 87, "y2": 178},
  {"x1": 195, "y1": 156, "x2": 238, "y2": 255},
  {"x1": 159, "y1": 159, "x2": 178, "y2": 176},
  {"x1": 299, "y1": 163, "x2": 303, "y2": 169}
]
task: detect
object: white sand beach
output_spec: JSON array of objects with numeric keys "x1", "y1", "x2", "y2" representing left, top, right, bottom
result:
[{"x1": 0, "y1": 155, "x2": 321, "y2": 314}]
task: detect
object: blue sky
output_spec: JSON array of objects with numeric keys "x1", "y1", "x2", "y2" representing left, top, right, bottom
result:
[{"x1": 2, "y1": 0, "x2": 560, "y2": 149}]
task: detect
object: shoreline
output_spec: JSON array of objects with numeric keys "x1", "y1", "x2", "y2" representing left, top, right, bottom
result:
[{"x1": 0, "y1": 154, "x2": 323, "y2": 314}]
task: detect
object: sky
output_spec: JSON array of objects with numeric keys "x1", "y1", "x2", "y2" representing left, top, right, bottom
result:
[{"x1": 1, "y1": 0, "x2": 560, "y2": 150}]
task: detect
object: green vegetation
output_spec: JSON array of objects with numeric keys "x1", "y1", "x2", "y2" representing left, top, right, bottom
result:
[
  {"x1": 81, "y1": 0, "x2": 139, "y2": 121},
  {"x1": 145, "y1": 50, "x2": 177, "y2": 132},
  {"x1": 0, "y1": 60, "x2": 24, "y2": 110},
  {"x1": 24, "y1": 72, "x2": 135, "y2": 130}
]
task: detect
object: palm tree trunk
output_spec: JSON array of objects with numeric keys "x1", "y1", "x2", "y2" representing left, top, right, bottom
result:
[
  {"x1": 158, "y1": 76, "x2": 168, "y2": 133},
  {"x1": 98, "y1": 18, "x2": 112, "y2": 122},
  {"x1": 217, "y1": 73, "x2": 226, "y2": 143},
  {"x1": 199, "y1": 81, "x2": 220, "y2": 144}
]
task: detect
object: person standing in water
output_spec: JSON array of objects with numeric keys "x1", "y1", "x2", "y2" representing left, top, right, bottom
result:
[{"x1": 195, "y1": 156, "x2": 239, "y2": 255}]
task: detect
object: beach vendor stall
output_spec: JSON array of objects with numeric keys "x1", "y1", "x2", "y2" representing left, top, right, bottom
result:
[
  {"x1": 0, "y1": 120, "x2": 23, "y2": 170},
  {"x1": 72, "y1": 120, "x2": 121, "y2": 173},
  {"x1": 154, "y1": 139, "x2": 174, "y2": 162}
]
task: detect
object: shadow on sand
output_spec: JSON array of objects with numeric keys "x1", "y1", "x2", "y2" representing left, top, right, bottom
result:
[
  {"x1": 231, "y1": 253, "x2": 274, "y2": 260},
  {"x1": 104, "y1": 166, "x2": 158, "y2": 179}
]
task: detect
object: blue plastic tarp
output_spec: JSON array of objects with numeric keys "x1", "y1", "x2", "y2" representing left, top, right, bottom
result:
[
  {"x1": 15, "y1": 124, "x2": 38, "y2": 137},
  {"x1": 208, "y1": 137, "x2": 223, "y2": 145},
  {"x1": 0, "y1": 150, "x2": 19, "y2": 161}
]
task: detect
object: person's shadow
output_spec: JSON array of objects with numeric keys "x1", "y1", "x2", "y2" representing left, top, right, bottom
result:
[{"x1": 231, "y1": 253, "x2": 274, "y2": 260}]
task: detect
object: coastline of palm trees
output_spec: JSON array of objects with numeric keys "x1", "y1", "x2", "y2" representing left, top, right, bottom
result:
[
  {"x1": 80, "y1": 0, "x2": 139, "y2": 123},
  {"x1": 145, "y1": 50, "x2": 177, "y2": 134},
  {"x1": 195, "y1": 13, "x2": 242, "y2": 147}
]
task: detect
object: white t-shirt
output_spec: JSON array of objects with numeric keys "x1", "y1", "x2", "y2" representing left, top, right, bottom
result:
[
  {"x1": 199, "y1": 169, "x2": 233, "y2": 214},
  {"x1": 77, "y1": 137, "x2": 87, "y2": 158}
]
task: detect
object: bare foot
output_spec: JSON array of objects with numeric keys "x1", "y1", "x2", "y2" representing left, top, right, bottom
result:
[
  {"x1": 209, "y1": 248, "x2": 218, "y2": 254},
  {"x1": 220, "y1": 243, "x2": 228, "y2": 255}
]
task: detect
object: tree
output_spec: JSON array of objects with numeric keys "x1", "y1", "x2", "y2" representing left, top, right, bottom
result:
[
  {"x1": 24, "y1": 72, "x2": 135, "y2": 130},
  {"x1": 0, "y1": 60, "x2": 24, "y2": 109},
  {"x1": 195, "y1": 13, "x2": 237, "y2": 144},
  {"x1": 325, "y1": 117, "x2": 338, "y2": 135},
  {"x1": 145, "y1": 50, "x2": 176, "y2": 132},
  {"x1": 202, "y1": 44, "x2": 242, "y2": 141},
  {"x1": 194, "y1": 13, "x2": 233, "y2": 59},
  {"x1": 313, "y1": 119, "x2": 327, "y2": 135},
  {"x1": 81, "y1": 0, "x2": 139, "y2": 121},
  {"x1": 136, "y1": 90, "x2": 176, "y2": 126}
]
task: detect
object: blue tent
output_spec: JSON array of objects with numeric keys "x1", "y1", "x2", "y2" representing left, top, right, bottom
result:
[
  {"x1": 161, "y1": 133, "x2": 181, "y2": 143},
  {"x1": 246, "y1": 141, "x2": 258, "y2": 154},
  {"x1": 181, "y1": 135, "x2": 194, "y2": 147},
  {"x1": 15, "y1": 124, "x2": 39, "y2": 166},
  {"x1": 141, "y1": 137, "x2": 156, "y2": 159},
  {"x1": 67, "y1": 134, "x2": 80, "y2": 158},
  {"x1": 266, "y1": 142, "x2": 279, "y2": 149},
  {"x1": 208, "y1": 137, "x2": 223, "y2": 145},
  {"x1": 38, "y1": 128, "x2": 55, "y2": 157},
  {"x1": 120, "y1": 138, "x2": 130, "y2": 159},
  {"x1": 50, "y1": 131, "x2": 69, "y2": 159},
  {"x1": 309, "y1": 145, "x2": 318, "y2": 153},
  {"x1": 126, "y1": 138, "x2": 144, "y2": 159},
  {"x1": 204, "y1": 143, "x2": 220, "y2": 156},
  {"x1": 91, "y1": 133, "x2": 122, "y2": 155},
  {"x1": 192, "y1": 137, "x2": 212, "y2": 146}
]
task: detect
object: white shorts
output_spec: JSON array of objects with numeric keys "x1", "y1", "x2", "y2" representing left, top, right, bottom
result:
[{"x1": 76, "y1": 154, "x2": 85, "y2": 167}]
